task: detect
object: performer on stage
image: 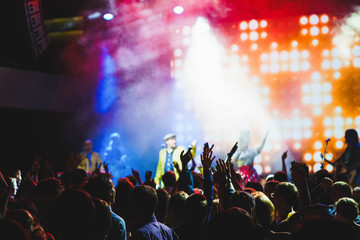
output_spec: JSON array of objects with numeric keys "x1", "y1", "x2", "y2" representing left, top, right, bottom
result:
[
  {"x1": 77, "y1": 139, "x2": 104, "y2": 173},
  {"x1": 334, "y1": 129, "x2": 360, "y2": 186},
  {"x1": 154, "y1": 133, "x2": 196, "y2": 189},
  {"x1": 231, "y1": 129, "x2": 269, "y2": 182},
  {"x1": 104, "y1": 132, "x2": 127, "y2": 169}
]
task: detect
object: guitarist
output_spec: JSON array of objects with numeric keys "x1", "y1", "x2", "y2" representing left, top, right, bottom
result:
[{"x1": 334, "y1": 129, "x2": 360, "y2": 186}]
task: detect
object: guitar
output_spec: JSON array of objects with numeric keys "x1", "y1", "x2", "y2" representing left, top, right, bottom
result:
[{"x1": 321, "y1": 153, "x2": 357, "y2": 185}]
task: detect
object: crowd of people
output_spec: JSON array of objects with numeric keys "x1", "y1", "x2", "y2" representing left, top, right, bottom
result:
[{"x1": 1, "y1": 129, "x2": 360, "y2": 240}]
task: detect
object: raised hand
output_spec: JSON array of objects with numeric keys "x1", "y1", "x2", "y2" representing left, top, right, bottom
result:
[
  {"x1": 226, "y1": 142, "x2": 238, "y2": 162},
  {"x1": 180, "y1": 147, "x2": 193, "y2": 169},
  {"x1": 93, "y1": 162, "x2": 103, "y2": 176},
  {"x1": 173, "y1": 161, "x2": 181, "y2": 173},
  {"x1": 281, "y1": 150, "x2": 288, "y2": 162},
  {"x1": 290, "y1": 161, "x2": 307, "y2": 186},
  {"x1": 132, "y1": 168, "x2": 143, "y2": 185},
  {"x1": 201, "y1": 142, "x2": 216, "y2": 170},
  {"x1": 216, "y1": 159, "x2": 232, "y2": 180},
  {"x1": 145, "y1": 170, "x2": 153, "y2": 183},
  {"x1": 103, "y1": 162, "x2": 109, "y2": 174},
  {"x1": 144, "y1": 170, "x2": 156, "y2": 188}
]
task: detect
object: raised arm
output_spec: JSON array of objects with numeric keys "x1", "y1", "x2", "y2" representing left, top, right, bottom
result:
[
  {"x1": 201, "y1": 142, "x2": 216, "y2": 223},
  {"x1": 281, "y1": 150, "x2": 288, "y2": 178},
  {"x1": 256, "y1": 130, "x2": 270, "y2": 154},
  {"x1": 177, "y1": 148, "x2": 194, "y2": 195},
  {"x1": 290, "y1": 161, "x2": 311, "y2": 209}
]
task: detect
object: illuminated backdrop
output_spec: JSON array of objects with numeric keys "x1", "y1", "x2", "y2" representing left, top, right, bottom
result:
[{"x1": 169, "y1": 12, "x2": 360, "y2": 175}]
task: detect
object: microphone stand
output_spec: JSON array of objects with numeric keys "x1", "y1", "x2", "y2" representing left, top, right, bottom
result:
[{"x1": 321, "y1": 140, "x2": 330, "y2": 169}]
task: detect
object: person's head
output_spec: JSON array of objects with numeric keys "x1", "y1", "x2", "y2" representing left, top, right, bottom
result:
[
  {"x1": 83, "y1": 139, "x2": 93, "y2": 153},
  {"x1": 52, "y1": 189, "x2": 95, "y2": 239},
  {"x1": 155, "y1": 188, "x2": 169, "y2": 223},
  {"x1": 330, "y1": 181, "x2": 353, "y2": 204},
  {"x1": 185, "y1": 193, "x2": 208, "y2": 225},
  {"x1": 246, "y1": 182, "x2": 264, "y2": 192},
  {"x1": 314, "y1": 169, "x2": 332, "y2": 185},
  {"x1": 353, "y1": 186, "x2": 360, "y2": 203},
  {"x1": 264, "y1": 180, "x2": 280, "y2": 200},
  {"x1": 208, "y1": 207, "x2": 254, "y2": 240},
  {"x1": 334, "y1": 197, "x2": 359, "y2": 223},
  {"x1": 83, "y1": 174, "x2": 116, "y2": 206},
  {"x1": 89, "y1": 198, "x2": 112, "y2": 240},
  {"x1": 69, "y1": 168, "x2": 88, "y2": 189},
  {"x1": 292, "y1": 217, "x2": 358, "y2": 240},
  {"x1": 32, "y1": 177, "x2": 64, "y2": 219},
  {"x1": 165, "y1": 191, "x2": 188, "y2": 228},
  {"x1": 273, "y1": 171, "x2": 288, "y2": 182},
  {"x1": 110, "y1": 132, "x2": 121, "y2": 147},
  {"x1": 251, "y1": 191, "x2": 275, "y2": 228},
  {"x1": 164, "y1": 133, "x2": 176, "y2": 149},
  {"x1": 344, "y1": 129, "x2": 359, "y2": 146},
  {"x1": 162, "y1": 171, "x2": 176, "y2": 188},
  {"x1": 272, "y1": 182, "x2": 298, "y2": 209},
  {"x1": 228, "y1": 190, "x2": 255, "y2": 216},
  {"x1": 129, "y1": 185, "x2": 157, "y2": 222}
]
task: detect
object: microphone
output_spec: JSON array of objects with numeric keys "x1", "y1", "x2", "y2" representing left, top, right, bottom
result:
[{"x1": 324, "y1": 138, "x2": 331, "y2": 142}]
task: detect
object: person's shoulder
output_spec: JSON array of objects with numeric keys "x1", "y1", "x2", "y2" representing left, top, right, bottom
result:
[{"x1": 110, "y1": 210, "x2": 126, "y2": 226}]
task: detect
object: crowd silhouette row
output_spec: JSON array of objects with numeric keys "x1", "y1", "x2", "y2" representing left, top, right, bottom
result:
[{"x1": 1, "y1": 140, "x2": 360, "y2": 240}]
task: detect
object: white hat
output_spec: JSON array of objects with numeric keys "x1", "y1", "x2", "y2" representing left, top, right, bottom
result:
[{"x1": 163, "y1": 133, "x2": 176, "y2": 141}]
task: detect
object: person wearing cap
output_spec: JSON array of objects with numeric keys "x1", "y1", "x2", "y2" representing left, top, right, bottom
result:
[{"x1": 154, "y1": 134, "x2": 196, "y2": 189}]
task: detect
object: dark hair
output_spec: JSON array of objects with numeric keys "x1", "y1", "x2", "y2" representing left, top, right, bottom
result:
[
  {"x1": 129, "y1": 185, "x2": 158, "y2": 218},
  {"x1": 162, "y1": 171, "x2": 176, "y2": 188},
  {"x1": 185, "y1": 193, "x2": 207, "y2": 224},
  {"x1": 273, "y1": 182, "x2": 298, "y2": 206},
  {"x1": 228, "y1": 190, "x2": 255, "y2": 216},
  {"x1": 208, "y1": 207, "x2": 254, "y2": 240},
  {"x1": 335, "y1": 197, "x2": 359, "y2": 221},
  {"x1": 246, "y1": 181, "x2": 264, "y2": 192},
  {"x1": 274, "y1": 171, "x2": 287, "y2": 182},
  {"x1": 155, "y1": 188, "x2": 169, "y2": 223},
  {"x1": 83, "y1": 174, "x2": 114, "y2": 204}
]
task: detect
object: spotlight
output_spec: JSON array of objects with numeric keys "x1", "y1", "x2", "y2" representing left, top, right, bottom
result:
[
  {"x1": 320, "y1": 14, "x2": 329, "y2": 23},
  {"x1": 251, "y1": 43, "x2": 258, "y2": 50},
  {"x1": 300, "y1": 16, "x2": 308, "y2": 25},
  {"x1": 323, "y1": 49, "x2": 330, "y2": 57},
  {"x1": 331, "y1": 59, "x2": 342, "y2": 70},
  {"x1": 304, "y1": 152, "x2": 312, "y2": 161},
  {"x1": 353, "y1": 46, "x2": 360, "y2": 56},
  {"x1": 260, "y1": 20, "x2": 268, "y2": 28},
  {"x1": 309, "y1": 14, "x2": 319, "y2": 25},
  {"x1": 301, "y1": 28, "x2": 308, "y2": 35},
  {"x1": 312, "y1": 39, "x2": 319, "y2": 46},
  {"x1": 321, "y1": 26, "x2": 329, "y2": 34},
  {"x1": 314, "y1": 141, "x2": 322, "y2": 149},
  {"x1": 280, "y1": 51, "x2": 289, "y2": 61},
  {"x1": 321, "y1": 60, "x2": 331, "y2": 69},
  {"x1": 249, "y1": 31, "x2": 259, "y2": 41},
  {"x1": 249, "y1": 19, "x2": 259, "y2": 30},
  {"x1": 291, "y1": 40, "x2": 298, "y2": 48},
  {"x1": 310, "y1": 26, "x2": 320, "y2": 36},
  {"x1": 240, "y1": 32, "x2": 248, "y2": 41},
  {"x1": 271, "y1": 42, "x2": 278, "y2": 49},
  {"x1": 173, "y1": 6, "x2": 184, "y2": 15},
  {"x1": 354, "y1": 58, "x2": 360, "y2": 67},
  {"x1": 103, "y1": 13, "x2": 114, "y2": 21},
  {"x1": 240, "y1": 21, "x2": 248, "y2": 30},
  {"x1": 261, "y1": 32, "x2": 267, "y2": 38}
]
